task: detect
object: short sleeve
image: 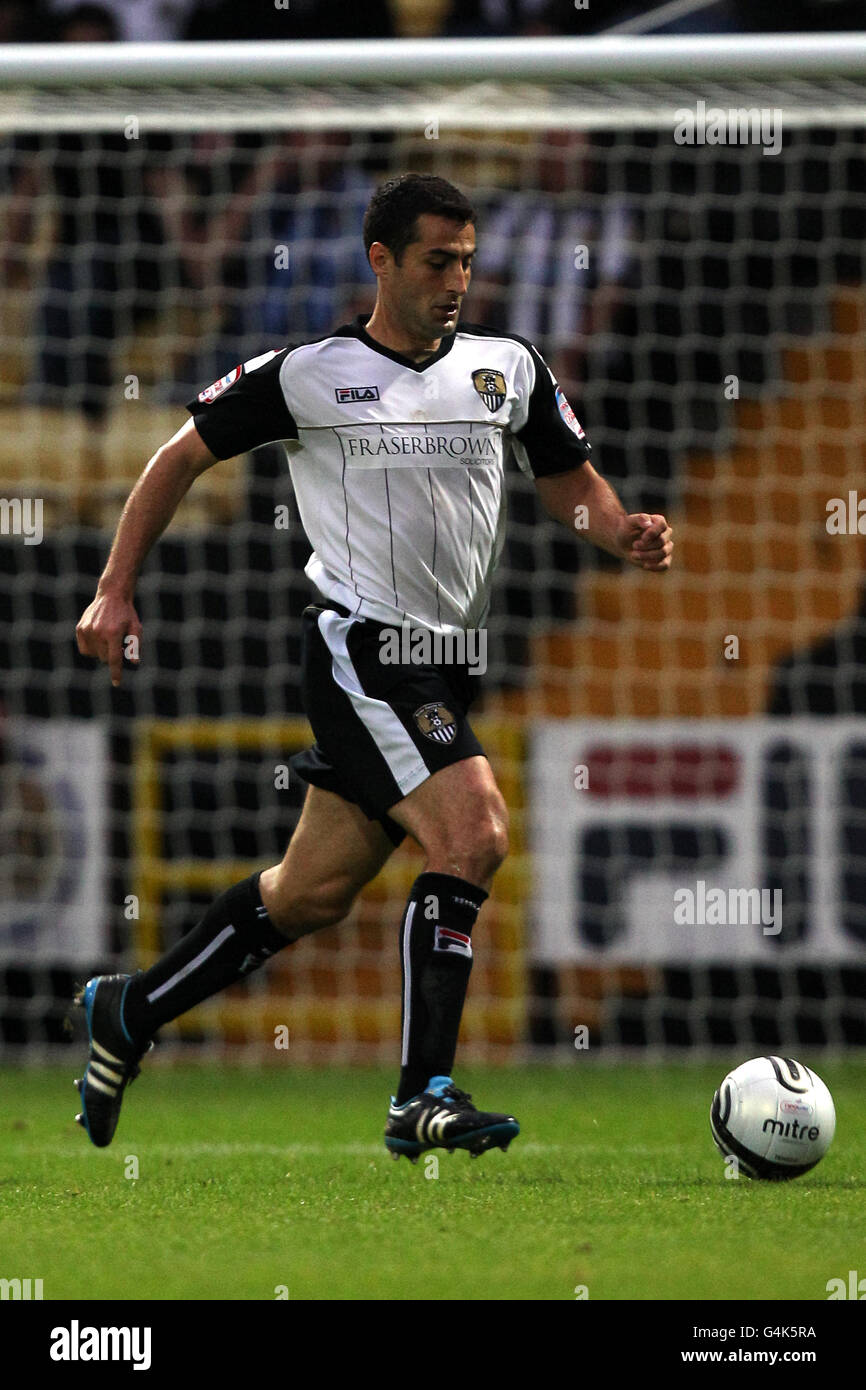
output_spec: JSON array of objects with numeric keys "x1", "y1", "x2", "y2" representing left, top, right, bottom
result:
[
  {"x1": 186, "y1": 348, "x2": 299, "y2": 461},
  {"x1": 510, "y1": 340, "x2": 591, "y2": 479}
]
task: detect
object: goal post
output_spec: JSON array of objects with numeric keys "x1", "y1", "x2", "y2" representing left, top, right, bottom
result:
[{"x1": 2, "y1": 35, "x2": 866, "y2": 1057}]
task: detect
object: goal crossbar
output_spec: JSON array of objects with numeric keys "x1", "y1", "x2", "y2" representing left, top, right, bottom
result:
[
  {"x1": 2, "y1": 35, "x2": 866, "y2": 84},
  {"x1": 1, "y1": 36, "x2": 866, "y2": 133}
]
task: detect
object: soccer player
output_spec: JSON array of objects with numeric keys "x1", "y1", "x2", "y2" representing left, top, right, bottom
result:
[{"x1": 74, "y1": 173, "x2": 673, "y2": 1160}]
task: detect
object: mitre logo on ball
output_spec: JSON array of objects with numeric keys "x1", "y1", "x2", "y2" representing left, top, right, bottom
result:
[
  {"x1": 414, "y1": 702, "x2": 457, "y2": 744},
  {"x1": 472, "y1": 368, "x2": 507, "y2": 412}
]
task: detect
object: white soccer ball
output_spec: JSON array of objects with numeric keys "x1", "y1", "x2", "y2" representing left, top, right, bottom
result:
[{"x1": 710, "y1": 1056, "x2": 835, "y2": 1180}]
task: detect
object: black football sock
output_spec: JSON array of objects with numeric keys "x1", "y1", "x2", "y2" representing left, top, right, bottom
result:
[
  {"x1": 121, "y1": 872, "x2": 292, "y2": 1043},
  {"x1": 396, "y1": 871, "x2": 487, "y2": 1105}
]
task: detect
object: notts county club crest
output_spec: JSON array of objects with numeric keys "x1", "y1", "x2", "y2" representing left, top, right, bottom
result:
[
  {"x1": 472, "y1": 368, "x2": 507, "y2": 413},
  {"x1": 414, "y1": 702, "x2": 458, "y2": 745}
]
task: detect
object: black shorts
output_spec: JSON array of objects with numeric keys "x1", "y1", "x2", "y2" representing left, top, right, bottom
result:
[{"x1": 290, "y1": 604, "x2": 486, "y2": 846}]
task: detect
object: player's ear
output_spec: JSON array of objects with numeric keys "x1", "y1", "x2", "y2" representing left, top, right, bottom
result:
[{"x1": 367, "y1": 241, "x2": 392, "y2": 277}]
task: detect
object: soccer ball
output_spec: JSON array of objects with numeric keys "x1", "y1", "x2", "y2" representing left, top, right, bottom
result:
[{"x1": 710, "y1": 1056, "x2": 835, "y2": 1180}]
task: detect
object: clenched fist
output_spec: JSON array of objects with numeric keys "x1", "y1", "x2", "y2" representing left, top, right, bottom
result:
[{"x1": 617, "y1": 513, "x2": 673, "y2": 572}]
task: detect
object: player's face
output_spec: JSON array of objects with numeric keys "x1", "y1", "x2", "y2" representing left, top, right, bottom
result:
[{"x1": 389, "y1": 215, "x2": 476, "y2": 342}]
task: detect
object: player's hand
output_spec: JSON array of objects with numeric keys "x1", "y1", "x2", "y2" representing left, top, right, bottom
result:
[
  {"x1": 617, "y1": 513, "x2": 673, "y2": 571},
  {"x1": 76, "y1": 590, "x2": 142, "y2": 688}
]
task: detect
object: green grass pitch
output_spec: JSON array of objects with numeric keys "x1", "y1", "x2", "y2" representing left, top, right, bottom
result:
[{"x1": 1, "y1": 1061, "x2": 863, "y2": 1301}]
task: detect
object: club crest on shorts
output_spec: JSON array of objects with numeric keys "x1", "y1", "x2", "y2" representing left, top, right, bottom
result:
[
  {"x1": 414, "y1": 702, "x2": 457, "y2": 745},
  {"x1": 472, "y1": 368, "x2": 507, "y2": 413}
]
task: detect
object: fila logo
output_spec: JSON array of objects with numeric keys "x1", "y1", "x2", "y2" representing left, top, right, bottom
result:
[
  {"x1": 335, "y1": 386, "x2": 380, "y2": 403},
  {"x1": 433, "y1": 925, "x2": 472, "y2": 958}
]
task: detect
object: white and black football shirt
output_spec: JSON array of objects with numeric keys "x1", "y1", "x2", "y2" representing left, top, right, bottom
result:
[{"x1": 187, "y1": 315, "x2": 591, "y2": 633}]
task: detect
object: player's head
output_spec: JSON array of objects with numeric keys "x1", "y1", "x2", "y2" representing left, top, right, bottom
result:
[{"x1": 363, "y1": 173, "x2": 476, "y2": 342}]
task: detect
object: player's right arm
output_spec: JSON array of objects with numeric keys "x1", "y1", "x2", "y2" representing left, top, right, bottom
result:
[
  {"x1": 78, "y1": 347, "x2": 298, "y2": 686},
  {"x1": 75, "y1": 420, "x2": 216, "y2": 687}
]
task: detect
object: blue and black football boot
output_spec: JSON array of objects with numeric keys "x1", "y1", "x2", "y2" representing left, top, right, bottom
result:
[
  {"x1": 385, "y1": 1075, "x2": 519, "y2": 1163},
  {"x1": 72, "y1": 974, "x2": 152, "y2": 1148}
]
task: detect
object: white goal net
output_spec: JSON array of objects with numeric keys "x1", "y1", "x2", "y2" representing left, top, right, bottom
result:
[{"x1": 1, "y1": 36, "x2": 865, "y2": 1057}]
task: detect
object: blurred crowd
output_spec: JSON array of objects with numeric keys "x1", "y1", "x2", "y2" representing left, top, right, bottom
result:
[
  {"x1": 0, "y1": 2, "x2": 644, "y2": 421},
  {"x1": 1, "y1": 120, "x2": 641, "y2": 434},
  {"x1": 2, "y1": 1, "x2": 863, "y2": 447},
  {"x1": 1, "y1": 0, "x2": 865, "y2": 43}
]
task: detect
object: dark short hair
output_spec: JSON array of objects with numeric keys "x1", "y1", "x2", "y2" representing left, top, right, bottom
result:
[{"x1": 363, "y1": 173, "x2": 476, "y2": 264}]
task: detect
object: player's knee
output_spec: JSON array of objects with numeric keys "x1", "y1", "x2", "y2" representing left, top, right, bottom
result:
[
  {"x1": 302, "y1": 887, "x2": 356, "y2": 930},
  {"x1": 431, "y1": 797, "x2": 509, "y2": 884},
  {"x1": 469, "y1": 809, "x2": 509, "y2": 880},
  {"x1": 262, "y1": 869, "x2": 358, "y2": 935}
]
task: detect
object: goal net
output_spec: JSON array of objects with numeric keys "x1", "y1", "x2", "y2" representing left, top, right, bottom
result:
[{"x1": 2, "y1": 36, "x2": 865, "y2": 1058}]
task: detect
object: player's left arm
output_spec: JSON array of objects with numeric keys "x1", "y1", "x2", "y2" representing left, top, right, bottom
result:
[
  {"x1": 510, "y1": 340, "x2": 672, "y2": 570},
  {"x1": 535, "y1": 461, "x2": 673, "y2": 572}
]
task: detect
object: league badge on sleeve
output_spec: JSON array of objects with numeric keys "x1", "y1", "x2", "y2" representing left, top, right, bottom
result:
[
  {"x1": 197, "y1": 365, "x2": 242, "y2": 404},
  {"x1": 555, "y1": 385, "x2": 587, "y2": 441}
]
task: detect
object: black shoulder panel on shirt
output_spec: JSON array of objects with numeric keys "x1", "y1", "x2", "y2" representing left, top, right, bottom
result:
[
  {"x1": 514, "y1": 338, "x2": 592, "y2": 478},
  {"x1": 457, "y1": 324, "x2": 592, "y2": 478},
  {"x1": 186, "y1": 348, "x2": 298, "y2": 461}
]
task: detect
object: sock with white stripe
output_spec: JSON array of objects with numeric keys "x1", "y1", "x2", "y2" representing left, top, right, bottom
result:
[
  {"x1": 121, "y1": 872, "x2": 291, "y2": 1043},
  {"x1": 396, "y1": 872, "x2": 487, "y2": 1106}
]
